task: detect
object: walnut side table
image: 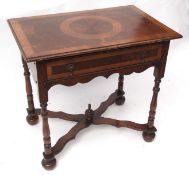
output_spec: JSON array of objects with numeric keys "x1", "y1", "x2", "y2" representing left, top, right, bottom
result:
[{"x1": 8, "y1": 5, "x2": 182, "y2": 170}]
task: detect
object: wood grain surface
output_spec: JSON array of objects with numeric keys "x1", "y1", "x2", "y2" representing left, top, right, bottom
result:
[{"x1": 8, "y1": 5, "x2": 182, "y2": 62}]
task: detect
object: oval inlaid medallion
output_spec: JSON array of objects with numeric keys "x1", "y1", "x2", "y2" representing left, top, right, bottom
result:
[{"x1": 60, "y1": 15, "x2": 122, "y2": 40}]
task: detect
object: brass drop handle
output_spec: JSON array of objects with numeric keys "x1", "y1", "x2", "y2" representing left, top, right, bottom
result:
[
  {"x1": 66, "y1": 64, "x2": 75, "y2": 76},
  {"x1": 66, "y1": 64, "x2": 75, "y2": 71}
]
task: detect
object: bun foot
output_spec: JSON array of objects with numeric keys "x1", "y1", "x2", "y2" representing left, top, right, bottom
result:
[
  {"x1": 26, "y1": 114, "x2": 39, "y2": 125},
  {"x1": 115, "y1": 96, "x2": 125, "y2": 105},
  {"x1": 142, "y1": 127, "x2": 157, "y2": 142},
  {"x1": 42, "y1": 154, "x2": 56, "y2": 170}
]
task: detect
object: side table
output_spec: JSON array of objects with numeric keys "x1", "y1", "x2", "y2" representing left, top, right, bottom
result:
[{"x1": 8, "y1": 5, "x2": 182, "y2": 169}]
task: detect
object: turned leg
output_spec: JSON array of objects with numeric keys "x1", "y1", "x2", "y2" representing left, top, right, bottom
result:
[
  {"x1": 41, "y1": 102, "x2": 56, "y2": 170},
  {"x1": 143, "y1": 67, "x2": 161, "y2": 142},
  {"x1": 115, "y1": 74, "x2": 125, "y2": 105},
  {"x1": 22, "y1": 57, "x2": 38, "y2": 125}
]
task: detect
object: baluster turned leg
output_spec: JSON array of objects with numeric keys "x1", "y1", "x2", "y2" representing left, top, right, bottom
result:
[
  {"x1": 115, "y1": 74, "x2": 125, "y2": 105},
  {"x1": 143, "y1": 67, "x2": 162, "y2": 142},
  {"x1": 22, "y1": 57, "x2": 38, "y2": 125},
  {"x1": 41, "y1": 102, "x2": 56, "y2": 170}
]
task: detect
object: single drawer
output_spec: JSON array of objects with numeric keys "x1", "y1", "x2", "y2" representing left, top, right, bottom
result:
[{"x1": 47, "y1": 43, "x2": 163, "y2": 80}]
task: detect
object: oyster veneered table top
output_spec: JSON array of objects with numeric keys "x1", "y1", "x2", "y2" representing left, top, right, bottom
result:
[{"x1": 8, "y1": 5, "x2": 181, "y2": 62}]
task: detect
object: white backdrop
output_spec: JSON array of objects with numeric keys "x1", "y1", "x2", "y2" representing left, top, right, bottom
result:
[{"x1": 0, "y1": 1, "x2": 189, "y2": 175}]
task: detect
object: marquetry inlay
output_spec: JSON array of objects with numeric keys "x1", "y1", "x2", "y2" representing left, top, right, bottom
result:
[{"x1": 60, "y1": 15, "x2": 122, "y2": 40}]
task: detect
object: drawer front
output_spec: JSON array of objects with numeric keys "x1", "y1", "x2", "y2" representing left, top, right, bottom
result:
[{"x1": 47, "y1": 43, "x2": 162, "y2": 80}]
